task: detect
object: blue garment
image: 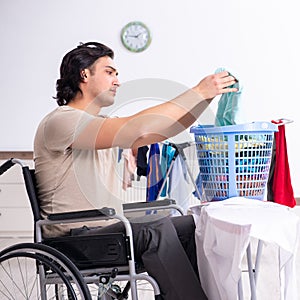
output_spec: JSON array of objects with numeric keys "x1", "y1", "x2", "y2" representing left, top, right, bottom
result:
[
  {"x1": 146, "y1": 143, "x2": 164, "y2": 202},
  {"x1": 193, "y1": 173, "x2": 203, "y2": 200},
  {"x1": 160, "y1": 143, "x2": 176, "y2": 197},
  {"x1": 215, "y1": 67, "x2": 243, "y2": 126}
]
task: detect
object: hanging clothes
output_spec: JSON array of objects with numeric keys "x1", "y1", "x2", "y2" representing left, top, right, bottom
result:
[
  {"x1": 268, "y1": 120, "x2": 296, "y2": 208},
  {"x1": 136, "y1": 145, "x2": 149, "y2": 178},
  {"x1": 146, "y1": 143, "x2": 164, "y2": 202},
  {"x1": 193, "y1": 173, "x2": 203, "y2": 200},
  {"x1": 122, "y1": 149, "x2": 137, "y2": 190},
  {"x1": 168, "y1": 155, "x2": 191, "y2": 214},
  {"x1": 160, "y1": 142, "x2": 176, "y2": 197}
]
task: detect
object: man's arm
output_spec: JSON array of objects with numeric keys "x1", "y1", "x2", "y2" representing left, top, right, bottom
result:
[{"x1": 73, "y1": 71, "x2": 237, "y2": 150}]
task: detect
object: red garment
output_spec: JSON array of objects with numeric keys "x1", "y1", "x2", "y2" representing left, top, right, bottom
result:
[{"x1": 271, "y1": 120, "x2": 296, "y2": 207}]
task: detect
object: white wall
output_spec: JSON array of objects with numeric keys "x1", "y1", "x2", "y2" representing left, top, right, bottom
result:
[{"x1": 0, "y1": 0, "x2": 299, "y2": 195}]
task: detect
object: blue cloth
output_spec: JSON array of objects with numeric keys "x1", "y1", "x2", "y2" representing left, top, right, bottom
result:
[
  {"x1": 160, "y1": 142, "x2": 176, "y2": 197},
  {"x1": 146, "y1": 143, "x2": 164, "y2": 202},
  {"x1": 215, "y1": 67, "x2": 243, "y2": 126},
  {"x1": 193, "y1": 173, "x2": 203, "y2": 200}
]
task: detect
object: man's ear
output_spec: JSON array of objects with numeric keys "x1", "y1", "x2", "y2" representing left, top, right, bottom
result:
[{"x1": 80, "y1": 69, "x2": 88, "y2": 80}]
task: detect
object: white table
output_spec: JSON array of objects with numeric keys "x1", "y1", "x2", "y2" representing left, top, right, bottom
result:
[{"x1": 190, "y1": 197, "x2": 300, "y2": 300}]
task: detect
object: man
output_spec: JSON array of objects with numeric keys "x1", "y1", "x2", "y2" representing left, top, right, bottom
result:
[{"x1": 34, "y1": 41, "x2": 237, "y2": 299}]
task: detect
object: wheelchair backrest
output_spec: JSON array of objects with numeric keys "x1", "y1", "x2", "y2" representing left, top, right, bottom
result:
[{"x1": 22, "y1": 166, "x2": 42, "y2": 222}]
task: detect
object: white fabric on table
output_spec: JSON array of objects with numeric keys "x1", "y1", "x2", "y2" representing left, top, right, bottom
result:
[{"x1": 191, "y1": 197, "x2": 300, "y2": 300}]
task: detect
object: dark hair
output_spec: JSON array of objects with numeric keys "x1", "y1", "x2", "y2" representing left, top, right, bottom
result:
[{"x1": 54, "y1": 42, "x2": 114, "y2": 106}]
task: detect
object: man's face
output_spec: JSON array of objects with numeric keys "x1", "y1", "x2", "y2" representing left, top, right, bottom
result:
[{"x1": 86, "y1": 56, "x2": 120, "y2": 107}]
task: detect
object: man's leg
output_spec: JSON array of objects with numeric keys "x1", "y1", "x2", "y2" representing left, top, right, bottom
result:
[
  {"x1": 71, "y1": 214, "x2": 207, "y2": 300},
  {"x1": 171, "y1": 214, "x2": 200, "y2": 278},
  {"x1": 130, "y1": 215, "x2": 207, "y2": 300}
]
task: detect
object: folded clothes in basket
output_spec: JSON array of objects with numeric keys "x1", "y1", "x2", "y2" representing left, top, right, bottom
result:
[{"x1": 215, "y1": 67, "x2": 244, "y2": 126}]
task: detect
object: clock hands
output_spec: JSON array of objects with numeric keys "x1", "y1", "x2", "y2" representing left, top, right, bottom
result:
[{"x1": 127, "y1": 32, "x2": 144, "y2": 39}]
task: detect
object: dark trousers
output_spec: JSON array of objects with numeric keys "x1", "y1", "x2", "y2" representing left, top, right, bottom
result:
[{"x1": 71, "y1": 214, "x2": 207, "y2": 300}]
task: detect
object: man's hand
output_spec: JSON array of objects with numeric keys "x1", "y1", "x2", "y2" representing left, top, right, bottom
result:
[{"x1": 193, "y1": 71, "x2": 238, "y2": 100}]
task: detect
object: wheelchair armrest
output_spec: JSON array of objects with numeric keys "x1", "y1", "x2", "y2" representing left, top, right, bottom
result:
[
  {"x1": 123, "y1": 198, "x2": 176, "y2": 210},
  {"x1": 48, "y1": 207, "x2": 116, "y2": 221},
  {"x1": 123, "y1": 198, "x2": 184, "y2": 215},
  {"x1": 36, "y1": 207, "x2": 136, "y2": 264}
]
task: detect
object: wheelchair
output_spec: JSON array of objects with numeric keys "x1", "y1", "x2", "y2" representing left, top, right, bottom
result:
[{"x1": 0, "y1": 158, "x2": 184, "y2": 299}]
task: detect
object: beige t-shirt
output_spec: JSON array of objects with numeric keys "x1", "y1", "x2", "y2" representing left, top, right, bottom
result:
[{"x1": 34, "y1": 106, "x2": 122, "y2": 238}]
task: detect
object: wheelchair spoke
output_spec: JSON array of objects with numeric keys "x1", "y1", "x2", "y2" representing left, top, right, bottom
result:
[
  {"x1": 0, "y1": 256, "x2": 38, "y2": 299},
  {"x1": 0, "y1": 246, "x2": 91, "y2": 300}
]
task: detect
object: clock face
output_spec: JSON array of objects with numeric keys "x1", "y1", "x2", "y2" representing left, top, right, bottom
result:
[{"x1": 121, "y1": 21, "x2": 151, "y2": 53}]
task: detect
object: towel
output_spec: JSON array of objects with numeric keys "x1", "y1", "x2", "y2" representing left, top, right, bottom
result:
[
  {"x1": 268, "y1": 120, "x2": 296, "y2": 208},
  {"x1": 215, "y1": 67, "x2": 243, "y2": 126}
]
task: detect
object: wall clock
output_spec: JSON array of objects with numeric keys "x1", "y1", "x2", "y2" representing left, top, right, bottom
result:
[{"x1": 121, "y1": 21, "x2": 152, "y2": 53}]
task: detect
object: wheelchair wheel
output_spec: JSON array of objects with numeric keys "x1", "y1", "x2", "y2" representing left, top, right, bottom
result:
[{"x1": 0, "y1": 242, "x2": 91, "y2": 300}]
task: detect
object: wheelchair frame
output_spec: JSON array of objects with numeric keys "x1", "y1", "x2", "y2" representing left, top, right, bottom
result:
[{"x1": 0, "y1": 158, "x2": 183, "y2": 300}]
